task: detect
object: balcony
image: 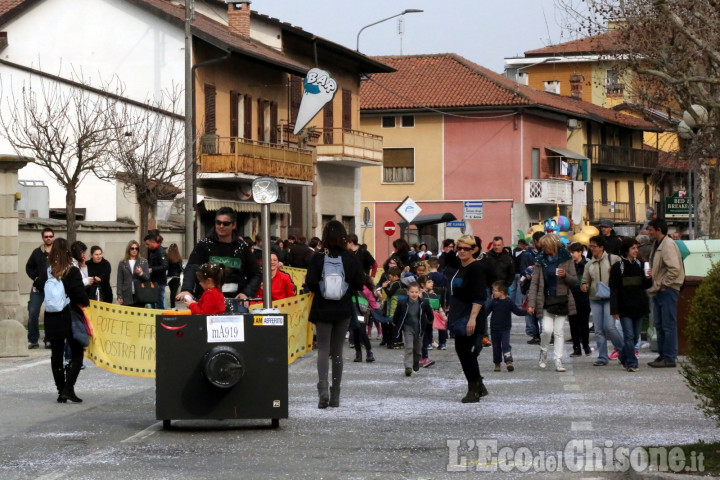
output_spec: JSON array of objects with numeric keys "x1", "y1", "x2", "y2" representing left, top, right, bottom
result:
[
  {"x1": 589, "y1": 201, "x2": 647, "y2": 223},
  {"x1": 524, "y1": 178, "x2": 573, "y2": 205},
  {"x1": 198, "y1": 136, "x2": 313, "y2": 183},
  {"x1": 585, "y1": 144, "x2": 658, "y2": 172},
  {"x1": 315, "y1": 128, "x2": 383, "y2": 167}
]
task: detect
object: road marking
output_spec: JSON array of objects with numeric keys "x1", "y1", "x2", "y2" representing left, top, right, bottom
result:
[
  {"x1": 0, "y1": 358, "x2": 49, "y2": 374},
  {"x1": 571, "y1": 421, "x2": 593, "y2": 431},
  {"x1": 558, "y1": 375, "x2": 576, "y2": 383},
  {"x1": 121, "y1": 422, "x2": 163, "y2": 443},
  {"x1": 563, "y1": 384, "x2": 581, "y2": 391},
  {"x1": 34, "y1": 473, "x2": 65, "y2": 480}
]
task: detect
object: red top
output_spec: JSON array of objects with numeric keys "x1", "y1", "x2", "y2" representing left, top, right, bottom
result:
[
  {"x1": 189, "y1": 287, "x2": 226, "y2": 315},
  {"x1": 256, "y1": 270, "x2": 296, "y2": 301}
]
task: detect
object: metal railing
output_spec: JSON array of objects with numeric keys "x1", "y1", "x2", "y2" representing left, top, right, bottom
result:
[
  {"x1": 585, "y1": 144, "x2": 658, "y2": 170},
  {"x1": 198, "y1": 136, "x2": 313, "y2": 182},
  {"x1": 590, "y1": 201, "x2": 646, "y2": 223}
]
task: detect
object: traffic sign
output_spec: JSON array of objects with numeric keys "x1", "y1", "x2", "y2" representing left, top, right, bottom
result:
[
  {"x1": 446, "y1": 221, "x2": 466, "y2": 228},
  {"x1": 383, "y1": 221, "x2": 396, "y2": 236},
  {"x1": 396, "y1": 196, "x2": 422, "y2": 223},
  {"x1": 463, "y1": 200, "x2": 483, "y2": 220}
]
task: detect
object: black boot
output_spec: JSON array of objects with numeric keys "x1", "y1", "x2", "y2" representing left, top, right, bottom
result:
[
  {"x1": 329, "y1": 385, "x2": 341, "y2": 408},
  {"x1": 461, "y1": 381, "x2": 480, "y2": 403},
  {"x1": 478, "y1": 377, "x2": 489, "y2": 397},
  {"x1": 52, "y1": 367, "x2": 66, "y2": 403},
  {"x1": 317, "y1": 381, "x2": 329, "y2": 409},
  {"x1": 353, "y1": 351, "x2": 362, "y2": 362},
  {"x1": 61, "y1": 361, "x2": 83, "y2": 403}
]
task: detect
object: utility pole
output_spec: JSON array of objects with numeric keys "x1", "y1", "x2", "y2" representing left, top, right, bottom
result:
[{"x1": 184, "y1": 0, "x2": 194, "y2": 258}]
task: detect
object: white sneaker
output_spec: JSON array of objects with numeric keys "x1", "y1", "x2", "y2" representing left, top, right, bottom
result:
[
  {"x1": 539, "y1": 350, "x2": 547, "y2": 369},
  {"x1": 432, "y1": 341, "x2": 439, "y2": 349},
  {"x1": 555, "y1": 360, "x2": 566, "y2": 373}
]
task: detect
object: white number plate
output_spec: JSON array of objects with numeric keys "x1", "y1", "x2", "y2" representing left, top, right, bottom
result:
[{"x1": 206, "y1": 315, "x2": 245, "y2": 343}]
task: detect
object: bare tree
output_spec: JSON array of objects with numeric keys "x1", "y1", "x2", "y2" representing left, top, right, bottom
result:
[
  {"x1": 556, "y1": 0, "x2": 720, "y2": 237},
  {"x1": 0, "y1": 76, "x2": 119, "y2": 243},
  {"x1": 99, "y1": 86, "x2": 186, "y2": 251}
]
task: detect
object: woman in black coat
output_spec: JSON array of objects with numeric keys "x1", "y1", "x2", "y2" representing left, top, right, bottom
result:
[
  {"x1": 87, "y1": 245, "x2": 113, "y2": 303},
  {"x1": 306, "y1": 221, "x2": 365, "y2": 409},
  {"x1": 34, "y1": 238, "x2": 90, "y2": 403}
]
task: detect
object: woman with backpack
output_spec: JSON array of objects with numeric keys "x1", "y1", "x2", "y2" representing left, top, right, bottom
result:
[
  {"x1": 305, "y1": 221, "x2": 365, "y2": 409},
  {"x1": 33, "y1": 238, "x2": 90, "y2": 403}
]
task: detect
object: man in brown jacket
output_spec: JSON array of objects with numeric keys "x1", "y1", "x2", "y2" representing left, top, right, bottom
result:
[{"x1": 646, "y1": 218, "x2": 685, "y2": 368}]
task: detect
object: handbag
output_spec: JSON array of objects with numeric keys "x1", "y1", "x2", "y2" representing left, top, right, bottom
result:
[
  {"x1": 595, "y1": 281, "x2": 611, "y2": 299},
  {"x1": 544, "y1": 294, "x2": 569, "y2": 316},
  {"x1": 447, "y1": 314, "x2": 471, "y2": 337},
  {"x1": 70, "y1": 309, "x2": 89, "y2": 347},
  {"x1": 432, "y1": 310, "x2": 446, "y2": 330},
  {"x1": 133, "y1": 278, "x2": 157, "y2": 305}
]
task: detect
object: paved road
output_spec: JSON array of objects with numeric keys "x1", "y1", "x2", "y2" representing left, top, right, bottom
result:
[{"x1": 1, "y1": 316, "x2": 716, "y2": 479}]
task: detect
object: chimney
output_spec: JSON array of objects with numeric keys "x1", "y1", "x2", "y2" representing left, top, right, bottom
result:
[
  {"x1": 569, "y1": 72, "x2": 584, "y2": 99},
  {"x1": 228, "y1": 1, "x2": 252, "y2": 38}
]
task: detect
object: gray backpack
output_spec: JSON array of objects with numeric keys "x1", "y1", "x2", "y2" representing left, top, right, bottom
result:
[{"x1": 319, "y1": 253, "x2": 348, "y2": 301}]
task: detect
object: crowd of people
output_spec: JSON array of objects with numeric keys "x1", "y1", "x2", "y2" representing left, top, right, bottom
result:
[{"x1": 26, "y1": 212, "x2": 684, "y2": 407}]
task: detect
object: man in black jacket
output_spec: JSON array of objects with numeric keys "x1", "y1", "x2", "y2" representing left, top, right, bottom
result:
[
  {"x1": 26, "y1": 227, "x2": 54, "y2": 349},
  {"x1": 347, "y1": 234, "x2": 376, "y2": 276},
  {"x1": 486, "y1": 236, "x2": 515, "y2": 286},
  {"x1": 176, "y1": 208, "x2": 261, "y2": 306},
  {"x1": 599, "y1": 219, "x2": 622, "y2": 256},
  {"x1": 144, "y1": 232, "x2": 168, "y2": 310},
  {"x1": 288, "y1": 236, "x2": 314, "y2": 268}
]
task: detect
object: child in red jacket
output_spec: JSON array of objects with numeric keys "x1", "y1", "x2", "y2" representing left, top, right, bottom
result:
[{"x1": 183, "y1": 263, "x2": 226, "y2": 315}]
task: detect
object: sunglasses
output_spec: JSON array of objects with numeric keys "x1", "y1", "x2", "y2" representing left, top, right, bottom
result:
[
  {"x1": 129, "y1": 247, "x2": 139, "y2": 251},
  {"x1": 43, "y1": 235, "x2": 54, "y2": 239},
  {"x1": 215, "y1": 220, "x2": 233, "y2": 227},
  {"x1": 456, "y1": 246, "x2": 474, "y2": 252}
]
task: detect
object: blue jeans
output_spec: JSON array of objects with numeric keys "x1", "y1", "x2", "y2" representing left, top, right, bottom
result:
[
  {"x1": 27, "y1": 288, "x2": 44, "y2": 344},
  {"x1": 653, "y1": 288, "x2": 679, "y2": 362},
  {"x1": 509, "y1": 274, "x2": 523, "y2": 307},
  {"x1": 491, "y1": 329, "x2": 513, "y2": 365},
  {"x1": 619, "y1": 316, "x2": 644, "y2": 368},
  {"x1": 153, "y1": 283, "x2": 167, "y2": 310},
  {"x1": 525, "y1": 313, "x2": 540, "y2": 338},
  {"x1": 590, "y1": 299, "x2": 623, "y2": 364}
]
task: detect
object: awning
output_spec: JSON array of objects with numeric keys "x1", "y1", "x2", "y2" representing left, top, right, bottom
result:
[
  {"x1": 398, "y1": 212, "x2": 457, "y2": 228},
  {"x1": 199, "y1": 198, "x2": 291, "y2": 214},
  {"x1": 545, "y1": 147, "x2": 589, "y2": 161}
]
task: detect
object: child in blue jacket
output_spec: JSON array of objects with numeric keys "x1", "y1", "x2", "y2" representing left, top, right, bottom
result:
[
  {"x1": 486, "y1": 280, "x2": 527, "y2": 372},
  {"x1": 392, "y1": 282, "x2": 434, "y2": 377}
]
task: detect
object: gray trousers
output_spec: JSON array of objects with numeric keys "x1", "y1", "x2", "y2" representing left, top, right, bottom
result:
[
  {"x1": 316, "y1": 317, "x2": 351, "y2": 388},
  {"x1": 403, "y1": 326, "x2": 422, "y2": 370}
]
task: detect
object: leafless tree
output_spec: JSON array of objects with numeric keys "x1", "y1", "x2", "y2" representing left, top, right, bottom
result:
[
  {"x1": 0, "y1": 76, "x2": 120, "y2": 243},
  {"x1": 556, "y1": 0, "x2": 720, "y2": 237},
  {"x1": 99, "y1": 86, "x2": 186, "y2": 252}
]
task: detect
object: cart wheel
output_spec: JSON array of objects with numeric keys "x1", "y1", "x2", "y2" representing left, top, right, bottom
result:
[
  {"x1": 271, "y1": 418, "x2": 279, "y2": 429},
  {"x1": 163, "y1": 419, "x2": 171, "y2": 430}
]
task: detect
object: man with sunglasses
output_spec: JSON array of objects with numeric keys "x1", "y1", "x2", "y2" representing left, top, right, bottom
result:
[
  {"x1": 25, "y1": 227, "x2": 55, "y2": 349},
  {"x1": 176, "y1": 207, "x2": 261, "y2": 307}
]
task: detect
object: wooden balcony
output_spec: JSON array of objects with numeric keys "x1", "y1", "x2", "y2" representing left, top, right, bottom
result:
[
  {"x1": 524, "y1": 178, "x2": 573, "y2": 205},
  {"x1": 589, "y1": 201, "x2": 648, "y2": 223},
  {"x1": 315, "y1": 128, "x2": 383, "y2": 167},
  {"x1": 198, "y1": 136, "x2": 313, "y2": 183},
  {"x1": 585, "y1": 144, "x2": 658, "y2": 172}
]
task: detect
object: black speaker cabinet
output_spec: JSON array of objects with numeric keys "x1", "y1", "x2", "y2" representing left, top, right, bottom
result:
[{"x1": 156, "y1": 313, "x2": 288, "y2": 429}]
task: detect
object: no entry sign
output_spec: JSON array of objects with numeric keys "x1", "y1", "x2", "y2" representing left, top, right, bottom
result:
[{"x1": 383, "y1": 221, "x2": 396, "y2": 236}]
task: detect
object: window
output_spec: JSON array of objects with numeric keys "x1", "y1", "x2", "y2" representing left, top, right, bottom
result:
[
  {"x1": 531, "y1": 148, "x2": 540, "y2": 179},
  {"x1": 383, "y1": 148, "x2": 414, "y2": 183},
  {"x1": 382, "y1": 116, "x2": 396, "y2": 128},
  {"x1": 544, "y1": 80, "x2": 560, "y2": 94},
  {"x1": 400, "y1": 115, "x2": 415, "y2": 127},
  {"x1": 342, "y1": 216, "x2": 355, "y2": 237},
  {"x1": 204, "y1": 84, "x2": 216, "y2": 134},
  {"x1": 606, "y1": 69, "x2": 624, "y2": 95},
  {"x1": 601, "y1": 178, "x2": 608, "y2": 204}
]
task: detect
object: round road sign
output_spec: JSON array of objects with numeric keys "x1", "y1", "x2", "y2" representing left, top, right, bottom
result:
[{"x1": 383, "y1": 221, "x2": 396, "y2": 236}]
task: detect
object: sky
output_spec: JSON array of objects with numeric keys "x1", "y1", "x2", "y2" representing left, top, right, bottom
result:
[{"x1": 253, "y1": 0, "x2": 569, "y2": 73}]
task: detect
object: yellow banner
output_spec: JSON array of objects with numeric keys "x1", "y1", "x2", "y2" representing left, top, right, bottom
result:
[
  {"x1": 279, "y1": 266, "x2": 307, "y2": 293},
  {"x1": 85, "y1": 294, "x2": 314, "y2": 378}
]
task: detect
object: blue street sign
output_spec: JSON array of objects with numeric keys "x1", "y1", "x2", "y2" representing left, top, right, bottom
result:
[{"x1": 446, "y1": 221, "x2": 466, "y2": 228}]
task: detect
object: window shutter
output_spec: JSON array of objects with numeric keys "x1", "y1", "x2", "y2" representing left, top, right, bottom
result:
[
  {"x1": 257, "y1": 98, "x2": 265, "y2": 142},
  {"x1": 383, "y1": 148, "x2": 414, "y2": 168},
  {"x1": 290, "y1": 75, "x2": 302, "y2": 125},
  {"x1": 244, "y1": 94, "x2": 252, "y2": 139},
  {"x1": 204, "y1": 84, "x2": 216, "y2": 134},
  {"x1": 342, "y1": 89, "x2": 352, "y2": 130},
  {"x1": 230, "y1": 91, "x2": 239, "y2": 137},
  {"x1": 270, "y1": 101, "x2": 278, "y2": 144}
]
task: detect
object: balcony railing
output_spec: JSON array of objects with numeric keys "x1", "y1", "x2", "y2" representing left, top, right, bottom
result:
[
  {"x1": 198, "y1": 136, "x2": 313, "y2": 182},
  {"x1": 585, "y1": 144, "x2": 658, "y2": 171},
  {"x1": 590, "y1": 201, "x2": 647, "y2": 223},
  {"x1": 524, "y1": 178, "x2": 573, "y2": 205},
  {"x1": 315, "y1": 128, "x2": 383, "y2": 166}
]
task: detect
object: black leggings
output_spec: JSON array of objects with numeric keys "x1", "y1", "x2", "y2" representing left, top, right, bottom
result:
[
  {"x1": 454, "y1": 333, "x2": 481, "y2": 382},
  {"x1": 316, "y1": 317, "x2": 350, "y2": 387},
  {"x1": 168, "y1": 278, "x2": 181, "y2": 308},
  {"x1": 352, "y1": 324, "x2": 372, "y2": 353}
]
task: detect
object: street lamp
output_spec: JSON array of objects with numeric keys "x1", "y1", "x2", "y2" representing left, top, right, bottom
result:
[
  {"x1": 252, "y1": 176, "x2": 279, "y2": 309},
  {"x1": 356, "y1": 9, "x2": 423, "y2": 52},
  {"x1": 678, "y1": 105, "x2": 708, "y2": 240}
]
